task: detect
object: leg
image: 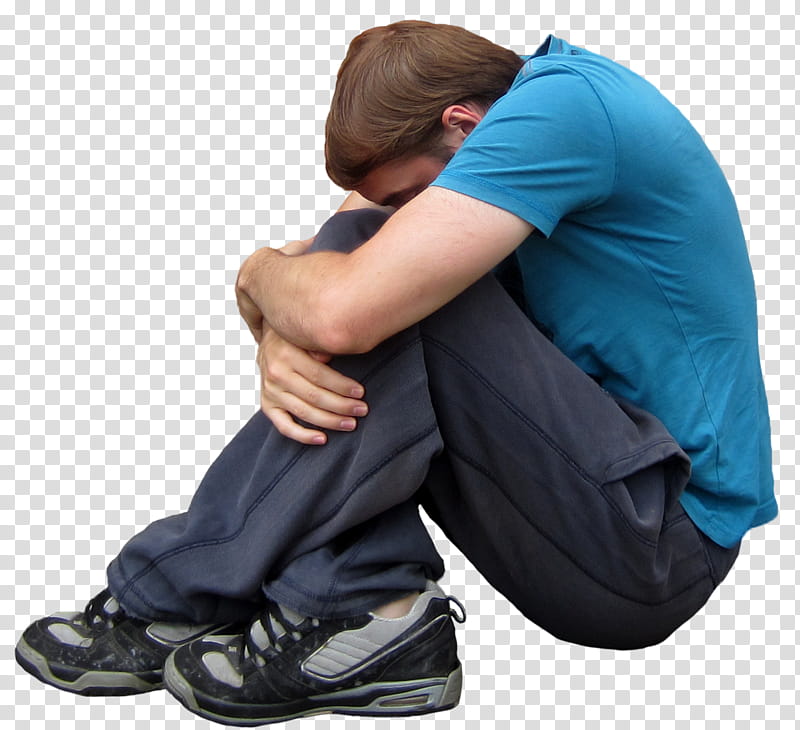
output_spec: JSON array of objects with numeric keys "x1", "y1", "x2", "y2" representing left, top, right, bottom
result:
[
  {"x1": 414, "y1": 274, "x2": 739, "y2": 649},
  {"x1": 156, "y1": 218, "x2": 740, "y2": 724},
  {"x1": 106, "y1": 208, "x2": 444, "y2": 623},
  {"x1": 229, "y1": 208, "x2": 734, "y2": 647},
  {"x1": 16, "y1": 208, "x2": 450, "y2": 702}
]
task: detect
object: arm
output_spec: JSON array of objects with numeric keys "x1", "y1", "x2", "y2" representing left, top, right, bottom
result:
[
  {"x1": 237, "y1": 186, "x2": 534, "y2": 354},
  {"x1": 246, "y1": 230, "x2": 366, "y2": 446},
  {"x1": 243, "y1": 189, "x2": 395, "y2": 445},
  {"x1": 237, "y1": 192, "x2": 392, "y2": 342}
]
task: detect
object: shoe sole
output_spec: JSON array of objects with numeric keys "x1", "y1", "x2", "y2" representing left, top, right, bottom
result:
[
  {"x1": 164, "y1": 652, "x2": 462, "y2": 726},
  {"x1": 15, "y1": 636, "x2": 163, "y2": 696}
]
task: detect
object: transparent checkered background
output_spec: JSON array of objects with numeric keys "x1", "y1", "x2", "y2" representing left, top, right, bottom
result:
[{"x1": 2, "y1": 1, "x2": 798, "y2": 728}]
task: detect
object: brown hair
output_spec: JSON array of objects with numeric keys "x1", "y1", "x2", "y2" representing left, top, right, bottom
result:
[{"x1": 325, "y1": 21, "x2": 524, "y2": 189}]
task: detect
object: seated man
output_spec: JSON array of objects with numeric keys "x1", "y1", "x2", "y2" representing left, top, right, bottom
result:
[{"x1": 16, "y1": 20, "x2": 776, "y2": 725}]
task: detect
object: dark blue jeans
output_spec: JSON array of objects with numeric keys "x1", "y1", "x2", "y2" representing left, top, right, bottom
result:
[{"x1": 107, "y1": 209, "x2": 738, "y2": 650}]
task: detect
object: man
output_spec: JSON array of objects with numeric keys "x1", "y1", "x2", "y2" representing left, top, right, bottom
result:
[{"x1": 16, "y1": 21, "x2": 776, "y2": 725}]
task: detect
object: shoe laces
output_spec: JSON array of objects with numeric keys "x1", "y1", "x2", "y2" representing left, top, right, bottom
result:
[
  {"x1": 83, "y1": 589, "x2": 125, "y2": 630},
  {"x1": 239, "y1": 593, "x2": 467, "y2": 667},
  {"x1": 242, "y1": 601, "x2": 320, "y2": 668}
]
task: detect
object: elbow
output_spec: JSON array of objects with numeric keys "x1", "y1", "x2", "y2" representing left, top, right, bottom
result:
[
  {"x1": 312, "y1": 316, "x2": 381, "y2": 356},
  {"x1": 310, "y1": 293, "x2": 383, "y2": 355},
  {"x1": 319, "y1": 335, "x2": 377, "y2": 356}
]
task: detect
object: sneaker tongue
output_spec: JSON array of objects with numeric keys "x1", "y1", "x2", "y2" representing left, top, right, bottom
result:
[
  {"x1": 248, "y1": 605, "x2": 309, "y2": 654},
  {"x1": 84, "y1": 589, "x2": 125, "y2": 628}
]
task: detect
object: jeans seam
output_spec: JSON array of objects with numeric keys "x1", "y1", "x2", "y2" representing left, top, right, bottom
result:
[
  {"x1": 665, "y1": 512, "x2": 718, "y2": 583},
  {"x1": 349, "y1": 333, "x2": 422, "y2": 386},
  {"x1": 423, "y1": 335, "x2": 597, "y2": 483},
  {"x1": 602, "y1": 440, "x2": 683, "y2": 483},
  {"x1": 422, "y1": 333, "x2": 659, "y2": 549},
  {"x1": 115, "y1": 445, "x2": 308, "y2": 605},
  {"x1": 121, "y1": 579, "x2": 188, "y2": 621},
  {"x1": 323, "y1": 520, "x2": 376, "y2": 607},
  {"x1": 302, "y1": 422, "x2": 440, "y2": 534},
  {"x1": 264, "y1": 574, "x2": 414, "y2": 618},
  {"x1": 696, "y1": 526, "x2": 719, "y2": 584},
  {"x1": 117, "y1": 334, "x2": 431, "y2": 606},
  {"x1": 447, "y1": 444, "x2": 710, "y2": 608}
]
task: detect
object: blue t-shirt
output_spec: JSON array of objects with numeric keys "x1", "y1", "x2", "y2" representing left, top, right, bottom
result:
[{"x1": 432, "y1": 35, "x2": 776, "y2": 548}]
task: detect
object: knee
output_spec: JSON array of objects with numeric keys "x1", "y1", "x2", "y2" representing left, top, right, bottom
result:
[{"x1": 310, "y1": 208, "x2": 391, "y2": 254}]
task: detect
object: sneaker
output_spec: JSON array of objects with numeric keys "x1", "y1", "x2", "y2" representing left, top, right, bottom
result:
[
  {"x1": 163, "y1": 581, "x2": 465, "y2": 725},
  {"x1": 15, "y1": 588, "x2": 219, "y2": 696}
]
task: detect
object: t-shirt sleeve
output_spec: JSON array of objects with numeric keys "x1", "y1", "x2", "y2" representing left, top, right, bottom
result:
[{"x1": 431, "y1": 64, "x2": 617, "y2": 237}]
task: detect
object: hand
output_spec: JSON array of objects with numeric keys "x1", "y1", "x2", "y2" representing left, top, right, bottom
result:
[
  {"x1": 235, "y1": 240, "x2": 314, "y2": 343},
  {"x1": 257, "y1": 328, "x2": 368, "y2": 445}
]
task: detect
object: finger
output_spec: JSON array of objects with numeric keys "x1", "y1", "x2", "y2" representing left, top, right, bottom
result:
[
  {"x1": 275, "y1": 389, "x2": 362, "y2": 433},
  {"x1": 260, "y1": 345, "x2": 367, "y2": 416},
  {"x1": 280, "y1": 370, "x2": 368, "y2": 419},
  {"x1": 260, "y1": 362, "x2": 364, "y2": 429},
  {"x1": 264, "y1": 407, "x2": 328, "y2": 446},
  {"x1": 297, "y1": 358, "x2": 366, "y2": 400}
]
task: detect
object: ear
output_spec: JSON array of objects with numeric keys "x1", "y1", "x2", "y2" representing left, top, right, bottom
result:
[{"x1": 440, "y1": 103, "x2": 484, "y2": 148}]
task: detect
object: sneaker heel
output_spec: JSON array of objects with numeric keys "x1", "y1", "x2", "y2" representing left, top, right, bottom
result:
[
  {"x1": 368, "y1": 665, "x2": 462, "y2": 715},
  {"x1": 439, "y1": 664, "x2": 463, "y2": 709}
]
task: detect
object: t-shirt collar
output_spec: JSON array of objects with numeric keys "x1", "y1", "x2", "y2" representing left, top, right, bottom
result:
[{"x1": 533, "y1": 34, "x2": 569, "y2": 57}]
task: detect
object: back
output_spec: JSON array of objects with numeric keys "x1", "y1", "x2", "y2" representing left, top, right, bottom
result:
[{"x1": 433, "y1": 36, "x2": 777, "y2": 547}]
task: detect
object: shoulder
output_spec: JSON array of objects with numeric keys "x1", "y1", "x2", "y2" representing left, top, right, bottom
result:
[{"x1": 498, "y1": 39, "x2": 656, "y2": 123}]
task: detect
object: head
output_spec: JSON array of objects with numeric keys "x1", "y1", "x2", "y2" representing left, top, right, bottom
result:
[{"x1": 325, "y1": 20, "x2": 524, "y2": 196}]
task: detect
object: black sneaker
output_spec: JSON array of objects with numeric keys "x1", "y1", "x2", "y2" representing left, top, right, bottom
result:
[
  {"x1": 15, "y1": 588, "x2": 219, "y2": 696},
  {"x1": 163, "y1": 581, "x2": 465, "y2": 725}
]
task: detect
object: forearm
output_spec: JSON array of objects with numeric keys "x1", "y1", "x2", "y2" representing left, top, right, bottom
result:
[
  {"x1": 236, "y1": 246, "x2": 351, "y2": 353},
  {"x1": 238, "y1": 187, "x2": 532, "y2": 356},
  {"x1": 248, "y1": 227, "x2": 370, "y2": 447},
  {"x1": 237, "y1": 196, "x2": 391, "y2": 352}
]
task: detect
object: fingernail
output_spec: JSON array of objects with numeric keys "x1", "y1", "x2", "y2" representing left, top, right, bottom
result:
[
  {"x1": 353, "y1": 406, "x2": 368, "y2": 417},
  {"x1": 351, "y1": 386, "x2": 364, "y2": 397},
  {"x1": 312, "y1": 435, "x2": 326, "y2": 445},
  {"x1": 340, "y1": 418, "x2": 356, "y2": 430}
]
